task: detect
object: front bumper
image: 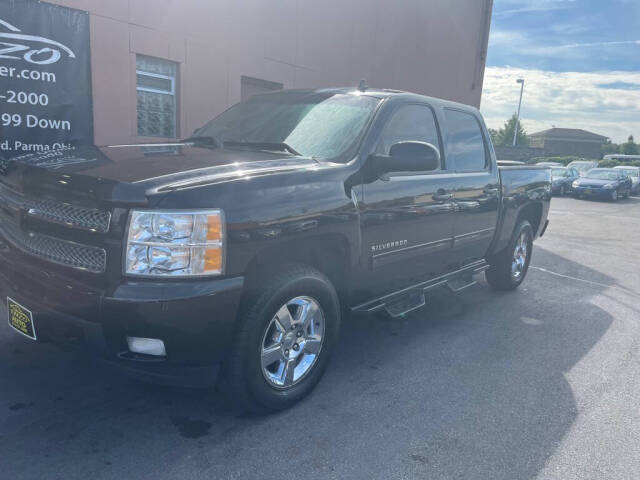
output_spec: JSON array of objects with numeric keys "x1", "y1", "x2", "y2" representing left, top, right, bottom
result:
[
  {"x1": 0, "y1": 245, "x2": 244, "y2": 387},
  {"x1": 572, "y1": 186, "x2": 613, "y2": 198}
]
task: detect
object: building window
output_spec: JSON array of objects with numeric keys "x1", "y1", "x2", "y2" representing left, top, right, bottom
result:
[
  {"x1": 136, "y1": 55, "x2": 178, "y2": 138},
  {"x1": 240, "y1": 76, "x2": 283, "y2": 101}
]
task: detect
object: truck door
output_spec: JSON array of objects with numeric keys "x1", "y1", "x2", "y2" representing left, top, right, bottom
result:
[
  {"x1": 358, "y1": 103, "x2": 457, "y2": 299},
  {"x1": 443, "y1": 108, "x2": 500, "y2": 268}
]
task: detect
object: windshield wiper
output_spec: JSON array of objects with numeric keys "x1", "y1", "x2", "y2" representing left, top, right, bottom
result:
[
  {"x1": 223, "y1": 141, "x2": 303, "y2": 157},
  {"x1": 181, "y1": 135, "x2": 222, "y2": 149}
]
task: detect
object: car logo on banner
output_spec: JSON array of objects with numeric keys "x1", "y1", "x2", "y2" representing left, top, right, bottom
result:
[
  {"x1": 0, "y1": 1, "x2": 92, "y2": 159},
  {"x1": 0, "y1": 18, "x2": 75, "y2": 65}
]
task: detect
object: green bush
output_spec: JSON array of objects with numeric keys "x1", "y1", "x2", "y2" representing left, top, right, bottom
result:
[
  {"x1": 529, "y1": 156, "x2": 597, "y2": 166},
  {"x1": 600, "y1": 159, "x2": 640, "y2": 168}
]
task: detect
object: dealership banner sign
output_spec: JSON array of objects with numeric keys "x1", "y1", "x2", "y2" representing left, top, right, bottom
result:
[{"x1": 0, "y1": 0, "x2": 93, "y2": 158}]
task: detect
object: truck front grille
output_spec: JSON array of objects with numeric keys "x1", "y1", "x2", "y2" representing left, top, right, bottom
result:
[
  {"x1": 0, "y1": 184, "x2": 111, "y2": 233},
  {"x1": 27, "y1": 200, "x2": 111, "y2": 233},
  {"x1": 0, "y1": 221, "x2": 107, "y2": 273},
  {"x1": 0, "y1": 183, "x2": 109, "y2": 273}
]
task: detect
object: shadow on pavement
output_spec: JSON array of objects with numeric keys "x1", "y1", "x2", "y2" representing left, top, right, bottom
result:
[{"x1": 0, "y1": 248, "x2": 613, "y2": 479}]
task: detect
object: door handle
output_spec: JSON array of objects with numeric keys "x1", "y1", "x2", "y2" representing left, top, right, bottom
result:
[{"x1": 432, "y1": 192, "x2": 453, "y2": 202}]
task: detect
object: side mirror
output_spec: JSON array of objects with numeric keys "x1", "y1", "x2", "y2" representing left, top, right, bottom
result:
[{"x1": 372, "y1": 141, "x2": 440, "y2": 177}]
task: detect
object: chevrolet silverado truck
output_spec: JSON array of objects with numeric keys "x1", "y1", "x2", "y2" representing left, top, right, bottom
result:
[{"x1": 0, "y1": 88, "x2": 551, "y2": 412}]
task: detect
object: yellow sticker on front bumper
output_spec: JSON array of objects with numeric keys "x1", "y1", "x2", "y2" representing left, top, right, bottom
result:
[{"x1": 7, "y1": 297, "x2": 36, "y2": 340}]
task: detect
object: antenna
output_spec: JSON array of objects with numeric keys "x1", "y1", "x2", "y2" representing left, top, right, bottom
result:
[{"x1": 357, "y1": 79, "x2": 368, "y2": 92}]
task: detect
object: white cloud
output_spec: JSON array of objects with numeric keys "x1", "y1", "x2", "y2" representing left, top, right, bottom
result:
[
  {"x1": 489, "y1": 28, "x2": 640, "y2": 59},
  {"x1": 481, "y1": 67, "x2": 640, "y2": 143},
  {"x1": 562, "y1": 40, "x2": 640, "y2": 49},
  {"x1": 493, "y1": 0, "x2": 577, "y2": 17}
]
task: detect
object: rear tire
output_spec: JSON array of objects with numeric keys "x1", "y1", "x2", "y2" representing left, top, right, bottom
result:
[
  {"x1": 224, "y1": 264, "x2": 341, "y2": 413},
  {"x1": 486, "y1": 220, "x2": 533, "y2": 291}
]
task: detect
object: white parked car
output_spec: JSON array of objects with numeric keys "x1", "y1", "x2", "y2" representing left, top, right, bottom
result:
[{"x1": 614, "y1": 166, "x2": 640, "y2": 194}]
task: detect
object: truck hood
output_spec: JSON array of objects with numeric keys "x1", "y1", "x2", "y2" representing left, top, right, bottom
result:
[
  {"x1": 575, "y1": 178, "x2": 617, "y2": 187},
  {"x1": 1, "y1": 144, "x2": 323, "y2": 205}
]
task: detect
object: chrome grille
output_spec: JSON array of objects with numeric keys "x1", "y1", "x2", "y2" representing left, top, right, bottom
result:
[
  {"x1": 0, "y1": 183, "x2": 111, "y2": 233},
  {"x1": 28, "y1": 200, "x2": 111, "y2": 232},
  {"x1": 0, "y1": 221, "x2": 106, "y2": 273}
]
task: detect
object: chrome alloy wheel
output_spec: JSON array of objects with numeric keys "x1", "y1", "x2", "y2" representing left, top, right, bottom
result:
[
  {"x1": 260, "y1": 296, "x2": 325, "y2": 389},
  {"x1": 511, "y1": 232, "x2": 529, "y2": 280}
]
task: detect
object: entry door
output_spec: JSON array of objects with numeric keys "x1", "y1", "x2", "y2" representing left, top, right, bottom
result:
[
  {"x1": 442, "y1": 108, "x2": 500, "y2": 267},
  {"x1": 358, "y1": 104, "x2": 457, "y2": 299}
]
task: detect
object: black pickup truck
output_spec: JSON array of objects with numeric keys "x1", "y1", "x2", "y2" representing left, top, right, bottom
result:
[{"x1": 0, "y1": 88, "x2": 550, "y2": 411}]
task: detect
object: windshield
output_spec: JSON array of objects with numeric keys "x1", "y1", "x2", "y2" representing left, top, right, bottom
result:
[
  {"x1": 585, "y1": 170, "x2": 618, "y2": 180},
  {"x1": 551, "y1": 168, "x2": 567, "y2": 177},
  {"x1": 569, "y1": 162, "x2": 596, "y2": 172},
  {"x1": 195, "y1": 92, "x2": 380, "y2": 161}
]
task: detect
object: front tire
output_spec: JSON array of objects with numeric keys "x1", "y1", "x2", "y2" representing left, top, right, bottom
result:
[
  {"x1": 486, "y1": 220, "x2": 533, "y2": 291},
  {"x1": 224, "y1": 265, "x2": 341, "y2": 413},
  {"x1": 559, "y1": 185, "x2": 566, "y2": 196},
  {"x1": 610, "y1": 190, "x2": 618, "y2": 202}
]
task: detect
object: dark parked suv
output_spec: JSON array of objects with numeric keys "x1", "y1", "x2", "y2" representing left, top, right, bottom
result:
[{"x1": 0, "y1": 88, "x2": 551, "y2": 411}]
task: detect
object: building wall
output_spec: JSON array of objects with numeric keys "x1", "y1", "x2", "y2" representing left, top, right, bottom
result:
[
  {"x1": 541, "y1": 139, "x2": 604, "y2": 159},
  {"x1": 494, "y1": 146, "x2": 545, "y2": 162},
  {"x1": 45, "y1": 0, "x2": 493, "y2": 146}
]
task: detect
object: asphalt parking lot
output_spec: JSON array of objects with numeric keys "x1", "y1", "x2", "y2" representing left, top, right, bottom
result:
[{"x1": 2, "y1": 196, "x2": 640, "y2": 480}]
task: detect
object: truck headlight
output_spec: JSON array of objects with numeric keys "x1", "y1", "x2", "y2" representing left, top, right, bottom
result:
[
  {"x1": 572, "y1": 181, "x2": 579, "y2": 188},
  {"x1": 125, "y1": 209, "x2": 224, "y2": 277},
  {"x1": 603, "y1": 183, "x2": 615, "y2": 189}
]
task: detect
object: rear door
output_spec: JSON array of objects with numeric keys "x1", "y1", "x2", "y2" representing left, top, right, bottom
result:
[
  {"x1": 358, "y1": 102, "x2": 456, "y2": 298},
  {"x1": 443, "y1": 108, "x2": 500, "y2": 268}
]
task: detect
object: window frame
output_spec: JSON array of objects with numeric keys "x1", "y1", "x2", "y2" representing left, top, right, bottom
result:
[
  {"x1": 136, "y1": 70, "x2": 176, "y2": 96},
  {"x1": 443, "y1": 107, "x2": 491, "y2": 174},
  {"x1": 373, "y1": 101, "x2": 446, "y2": 176},
  {"x1": 135, "y1": 55, "x2": 179, "y2": 139}
]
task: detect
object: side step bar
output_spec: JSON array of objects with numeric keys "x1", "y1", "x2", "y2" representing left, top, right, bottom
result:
[
  {"x1": 446, "y1": 276, "x2": 477, "y2": 293},
  {"x1": 385, "y1": 291, "x2": 426, "y2": 318},
  {"x1": 351, "y1": 260, "x2": 489, "y2": 318}
]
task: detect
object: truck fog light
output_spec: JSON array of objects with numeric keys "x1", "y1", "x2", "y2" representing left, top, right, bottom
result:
[{"x1": 126, "y1": 336, "x2": 166, "y2": 357}]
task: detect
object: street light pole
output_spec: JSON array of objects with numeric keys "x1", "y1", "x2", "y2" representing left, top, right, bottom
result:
[{"x1": 512, "y1": 78, "x2": 525, "y2": 147}]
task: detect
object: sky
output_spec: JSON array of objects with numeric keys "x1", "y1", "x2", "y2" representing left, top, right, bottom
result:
[{"x1": 481, "y1": 0, "x2": 640, "y2": 143}]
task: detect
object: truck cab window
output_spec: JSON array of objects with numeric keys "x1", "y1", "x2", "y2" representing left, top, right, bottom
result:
[
  {"x1": 376, "y1": 104, "x2": 441, "y2": 168},
  {"x1": 444, "y1": 109, "x2": 487, "y2": 172}
]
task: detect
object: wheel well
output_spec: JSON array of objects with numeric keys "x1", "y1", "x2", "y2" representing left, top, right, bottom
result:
[
  {"x1": 516, "y1": 202, "x2": 543, "y2": 235},
  {"x1": 243, "y1": 235, "x2": 351, "y2": 296}
]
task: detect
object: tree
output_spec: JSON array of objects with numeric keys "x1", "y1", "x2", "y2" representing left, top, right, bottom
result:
[
  {"x1": 492, "y1": 114, "x2": 529, "y2": 147},
  {"x1": 488, "y1": 128, "x2": 499, "y2": 146},
  {"x1": 601, "y1": 138, "x2": 619, "y2": 156},
  {"x1": 621, "y1": 135, "x2": 639, "y2": 155}
]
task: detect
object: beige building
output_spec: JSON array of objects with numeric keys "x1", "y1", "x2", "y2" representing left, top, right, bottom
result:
[
  {"x1": 529, "y1": 128, "x2": 609, "y2": 159},
  {"x1": 40, "y1": 0, "x2": 493, "y2": 146}
]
